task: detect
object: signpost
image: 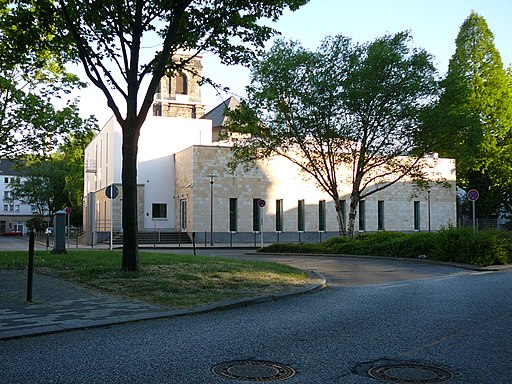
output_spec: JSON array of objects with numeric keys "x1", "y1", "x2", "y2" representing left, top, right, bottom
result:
[
  {"x1": 467, "y1": 189, "x2": 479, "y2": 233},
  {"x1": 258, "y1": 199, "x2": 266, "y2": 248},
  {"x1": 106, "y1": 184, "x2": 119, "y2": 250},
  {"x1": 65, "y1": 207, "x2": 71, "y2": 247}
]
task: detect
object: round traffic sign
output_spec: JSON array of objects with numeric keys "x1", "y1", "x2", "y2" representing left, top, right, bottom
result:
[
  {"x1": 257, "y1": 199, "x2": 266, "y2": 208},
  {"x1": 467, "y1": 189, "x2": 479, "y2": 202},
  {"x1": 65, "y1": 207, "x2": 72, "y2": 215},
  {"x1": 106, "y1": 184, "x2": 119, "y2": 199}
]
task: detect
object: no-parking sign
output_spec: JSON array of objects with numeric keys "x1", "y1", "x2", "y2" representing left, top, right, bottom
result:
[{"x1": 467, "y1": 189, "x2": 479, "y2": 202}]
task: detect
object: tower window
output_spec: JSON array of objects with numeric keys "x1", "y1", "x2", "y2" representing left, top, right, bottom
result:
[{"x1": 176, "y1": 73, "x2": 188, "y2": 95}]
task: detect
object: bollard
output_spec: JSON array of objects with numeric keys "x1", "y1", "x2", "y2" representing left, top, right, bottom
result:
[
  {"x1": 192, "y1": 232, "x2": 196, "y2": 256},
  {"x1": 26, "y1": 231, "x2": 35, "y2": 302}
]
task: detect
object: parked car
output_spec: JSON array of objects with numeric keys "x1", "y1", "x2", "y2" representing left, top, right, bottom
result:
[{"x1": 2, "y1": 230, "x2": 23, "y2": 237}]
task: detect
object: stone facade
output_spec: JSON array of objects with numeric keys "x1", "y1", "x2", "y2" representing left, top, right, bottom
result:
[
  {"x1": 175, "y1": 146, "x2": 457, "y2": 244},
  {"x1": 153, "y1": 52, "x2": 205, "y2": 119}
]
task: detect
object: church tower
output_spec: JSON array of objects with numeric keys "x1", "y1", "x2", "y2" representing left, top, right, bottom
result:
[{"x1": 152, "y1": 51, "x2": 205, "y2": 119}]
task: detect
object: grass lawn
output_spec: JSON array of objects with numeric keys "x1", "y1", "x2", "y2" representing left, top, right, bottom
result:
[{"x1": 0, "y1": 250, "x2": 313, "y2": 308}]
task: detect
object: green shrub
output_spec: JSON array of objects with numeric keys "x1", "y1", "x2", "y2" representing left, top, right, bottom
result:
[{"x1": 260, "y1": 228, "x2": 512, "y2": 266}]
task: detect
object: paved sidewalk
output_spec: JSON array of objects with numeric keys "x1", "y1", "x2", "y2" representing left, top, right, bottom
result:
[{"x1": 0, "y1": 268, "x2": 325, "y2": 341}]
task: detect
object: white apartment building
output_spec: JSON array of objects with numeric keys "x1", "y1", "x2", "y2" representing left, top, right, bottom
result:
[{"x1": 0, "y1": 159, "x2": 37, "y2": 235}]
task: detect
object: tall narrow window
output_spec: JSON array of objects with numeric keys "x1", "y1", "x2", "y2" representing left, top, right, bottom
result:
[
  {"x1": 180, "y1": 200, "x2": 187, "y2": 230},
  {"x1": 276, "y1": 199, "x2": 283, "y2": 232},
  {"x1": 298, "y1": 200, "x2": 305, "y2": 232},
  {"x1": 358, "y1": 200, "x2": 366, "y2": 231},
  {"x1": 340, "y1": 200, "x2": 346, "y2": 232},
  {"x1": 414, "y1": 201, "x2": 420, "y2": 231},
  {"x1": 176, "y1": 73, "x2": 188, "y2": 95},
  {"x1": 378, "y1": 200, "x2": 385, "y2": 230},
  {"x1": 319, "y1": 200, "x2": 326, "y2": 231},
  {"x1": 253, "y1": 198, "x2": 261, "y2": 231},
  {"x1": 229, "y1": 198, "x2": 238, "y2": 232}
]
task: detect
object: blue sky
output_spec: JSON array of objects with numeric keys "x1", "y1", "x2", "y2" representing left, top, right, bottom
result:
[{"x1": 78, "y1": 0, "x2": 512, "y2": 125}]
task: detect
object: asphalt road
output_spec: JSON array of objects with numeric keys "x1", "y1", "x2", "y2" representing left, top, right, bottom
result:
[{"x1": 1, "y1": 262, "x2": 510, "y2": 383}]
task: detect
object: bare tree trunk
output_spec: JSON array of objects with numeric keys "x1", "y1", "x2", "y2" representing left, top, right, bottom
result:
[
  {"x1": 120, "y1": 121, "x2": 140, "y2": 272},
  {"x1": 333, "y1": 195, "x2": 346, "y2": 237},
  {"x1": 347, "y1": 193, "x2": 359, "y2": 238}
]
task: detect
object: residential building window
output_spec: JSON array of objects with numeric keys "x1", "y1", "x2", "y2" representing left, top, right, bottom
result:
[
  {"x1": 414, "y1": 201, "x2": 420, "y2": 231},
  {"x1": 152, "y1": 203, "x2": 167, "y2": 219},
  {"x1": 253, "y1": 198, "x2": 261, "y2": 232},
  {"x1": 298, "y1": 199, "x2": 305, "y2": 232},
  {"x1": 9, "y1": 204, "x2": 14, "y2": 212},
  {"x1": 14, "y1": 205, "x2": 20, "y2": 212},
  {"x1": 176, "y1": 73, "x2": 188, "y2": 95},
  {"x1": 4, "y1": 191, "x2": 10, "y2": 199},
  {"x1": 4, "y1": 177, "x2": 8, "y2": 183},
  {"x1": 378, "y1": 200, "x2": 385, "y2": 230},
  {"x1": 31, "y1": 205, "x2": 37, "y2": 212},
  {"x1": 319, "y1": 200, "x2": 326, "y2": 231},
  {"x1": 358, "y1": 200, "x2": 366, "y2": 231},
  {"x1": 3, "y1": 204, "x2": 7, "y2": 212},
  {"x1": 276, "y1": 199, "x2": 283, "y2": 232},
  {"x1": 229, "y1": 198, "x2": 238, "y2": 232}
]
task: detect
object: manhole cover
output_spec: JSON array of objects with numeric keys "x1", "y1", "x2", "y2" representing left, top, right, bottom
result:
[
  {"x1": 367, "y1": 362, "x2": 454, "y2": 383},
  {"x1": 212, "y1": 360, "x2": 296, "y2": 382}
]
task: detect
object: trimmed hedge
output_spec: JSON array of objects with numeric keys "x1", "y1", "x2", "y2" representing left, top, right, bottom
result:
[{"x1": 259, "y1": 227, "x2": 512, "y2": 267}]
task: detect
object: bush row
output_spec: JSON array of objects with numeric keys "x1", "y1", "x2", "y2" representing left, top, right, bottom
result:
[{"x1": 260, "y1": 227, "x2": 512, "y2": 266}]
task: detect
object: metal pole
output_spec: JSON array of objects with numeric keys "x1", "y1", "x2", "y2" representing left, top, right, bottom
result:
[
  {"x1": 207, "y1": 174, "x2": 216, "y2": 246},
  {"x1": 210, "y1": 178, "x2": 213, "y2": 245},
  {"x1": 110, "y1": 198, "x2": 113, "y2": 250},
  {"x1": 427, "y1": 190, "x2": 431, "y2": 232},
  {"x1": 472, "y1": 200, "x2": 476, "y2": 233},
  {"x1": 26, "y1": 231, "x2": 35, "y2": 302},
  {"x1": 260, "y1": 206, "x2": 264, "y2": 249}
]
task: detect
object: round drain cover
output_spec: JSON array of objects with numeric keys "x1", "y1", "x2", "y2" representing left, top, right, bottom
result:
[
  {"x1": 368, "y1": 362, "x2": 454, "y2": 383},
  {"x1": 212, "y1": 360, "x2": 296, "y2": 382}
]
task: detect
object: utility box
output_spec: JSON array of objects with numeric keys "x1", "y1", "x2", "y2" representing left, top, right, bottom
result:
[{"x1": 52, "y1": 210, "x2": 67, "y2": 254}]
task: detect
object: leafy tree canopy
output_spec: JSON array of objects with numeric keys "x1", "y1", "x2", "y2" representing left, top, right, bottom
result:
[
  {"x1": 227, "y1": 32, "x2": 441, "y2": 236},
  {"x1": 0, "y1": 1, "x2": 92, "y2": 157},
  {"x1": 421, "y1": 11, "x2": 512, "y2": 217}
]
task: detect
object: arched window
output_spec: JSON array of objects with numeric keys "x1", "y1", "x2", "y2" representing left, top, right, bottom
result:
[{"x1": 176, "y1": 73, "x2": 188, "y2": 95}]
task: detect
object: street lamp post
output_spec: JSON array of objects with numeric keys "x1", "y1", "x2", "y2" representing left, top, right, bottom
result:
[{"x1": 207, "y1": 173, "x2": 217, "y2": 245}]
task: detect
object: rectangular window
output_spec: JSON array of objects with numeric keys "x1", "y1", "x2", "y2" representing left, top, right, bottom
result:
[
  {"x1": 319, "y1": 200, "x2": 326, "y2": 231},
  {"x1": 31, "y1": 204, "x2": 37, "y2": 212},
  {"x1": 378, "y1": 200, "x2": 385, "y2": 230},
  {"x1": 4, "y1": 177, "x2": 8, "y2": 184},
  {"x1": 15, "y1": 205, "x2": 20, "y2": 212},
  {"x1": 3, "y1": 191, "x2": 10, "y2": 199},
  {"x1": 414, "y1": 201, "x2": 420, "y2": 231},
  {"x1": 358, "y1": 200, "x2": 366, "y2": 231},
  {"x1": 253, "y1": 198, "x2": 261, "y2": 231},
  {"x1": 3, "y1": 204, "x2": 7, "y2": 212},
  {"x1": 152, "y1": 203, "x2": 167, "y2": 219},
  {"x1": 298, "y1": 199, "x2": 305, "y2": 232},
  {"x1": 9, "y1": 204, "x2": 14, "y2": 212},
  {"x1": 229, "y1": 198, "x2": 238, "y2": 232},
  {"x1": 276, "y1": 199, "x2": 283, "y2": 232}
]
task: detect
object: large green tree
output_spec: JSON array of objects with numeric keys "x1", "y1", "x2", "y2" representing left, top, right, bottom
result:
[
  {"x1": 9, "y1": 126, "x2": 96, "y2": 226},
  {"x1": 227, "y1": 33, "x2": 440, "y2": 236},
  {"x1": 423, "y1": 11, "x2": 512, "y2": 217},
  {"x1": 0, "y1": 1, "x2": 89, "y2": 157},
  {"x1": 39, "y1": 0, "x2": 309, "y2": 271}
]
